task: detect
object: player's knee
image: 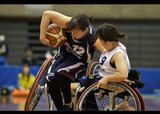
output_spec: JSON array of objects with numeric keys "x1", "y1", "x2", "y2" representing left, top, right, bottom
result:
[
  {"x1": 46, "y1": 72, "x2": 64, "y2": 83},
  {"x1": 46, "y1": 72, "x2": 56, "y2": 82}
]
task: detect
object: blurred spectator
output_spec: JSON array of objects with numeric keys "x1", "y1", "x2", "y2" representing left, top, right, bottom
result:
[
  {"x1": 45, "y1": 47, "x2": 57, "y2": 59},
  {"x1": 17, "y1": 64, "x2": 35, "y2": 90},
  {"x1": 22, "y1": 46, "x2": 38, "y2": 66},
  {"x1": 0, "y1": 86, "x2": 10, "y2": 104},
  {"x1": 0, "y1": 34, "x2": 8, "y2": 66}
]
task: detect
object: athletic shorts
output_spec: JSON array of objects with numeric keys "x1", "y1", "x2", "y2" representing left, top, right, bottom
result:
[{"x1": 47, "y1": 54, "x2": 87, "y2": 82}]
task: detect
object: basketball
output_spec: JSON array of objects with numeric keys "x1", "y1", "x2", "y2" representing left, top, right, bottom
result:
[{"x1": 46, "y1": 23, "x2": 67, "y2": 47}]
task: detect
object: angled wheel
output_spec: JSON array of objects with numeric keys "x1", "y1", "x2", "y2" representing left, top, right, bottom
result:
[
  {"x1": 24, "y1": 57, "x2": 53, "y2": 111},
  {"x1": 134, "y1": 88, "x2": 145, "y2": 111},
  {"x1": 76, "y1": 82, "x2": 141, "y2": 111},
  {"x1": 87, "y1": 62, "x2": 145, "y2": 111}
]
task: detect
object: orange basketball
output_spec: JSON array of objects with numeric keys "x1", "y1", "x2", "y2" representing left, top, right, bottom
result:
[{"x1": 46, "y1": 23, "x2": 67, "y2": 47}]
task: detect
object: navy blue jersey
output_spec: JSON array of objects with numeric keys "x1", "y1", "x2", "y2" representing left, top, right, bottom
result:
[{"x1": 57, "y1": 25, "x2": 97, "y2": 64}]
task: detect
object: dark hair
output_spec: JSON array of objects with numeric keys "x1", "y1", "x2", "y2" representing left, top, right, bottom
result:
[
  {"x1": 95, "y1": 23, "x2": 127, "y2": 42},
  {"x1": 66, "y1": 14, "x2": 93, "y2": 31}
]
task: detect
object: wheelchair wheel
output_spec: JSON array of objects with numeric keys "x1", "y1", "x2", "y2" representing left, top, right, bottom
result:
[
  {"x1": 24, "y1": 57, "x2": 53, "y2": 111},
  {"x1": 87, "y1": 62, "x2": 100, "y2": 75},
  {"x1": 76, "y1": 82, "x2": 141, "y2": 111},
  {"x1": 134, "y1": 88, "x2": 145, "y2": 111}
]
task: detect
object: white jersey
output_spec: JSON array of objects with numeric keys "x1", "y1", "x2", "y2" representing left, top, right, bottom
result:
[{"x1": 99, "y1": 42, "x2": 131, "y2": 78}]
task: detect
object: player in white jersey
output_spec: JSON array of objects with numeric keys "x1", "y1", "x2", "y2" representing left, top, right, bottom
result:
[
  {"x1": 78, "y1": 23, "x2": 135, "y2": 110},
  {"x1": 99, "y1": 42, "x2": 130, "y2": 78},
  {"x1": 94, "y1": 23, "x2": 134, "y2": 111},
  {"x1": 94, "y1": 23, "x2": 130, "y2": 89}
]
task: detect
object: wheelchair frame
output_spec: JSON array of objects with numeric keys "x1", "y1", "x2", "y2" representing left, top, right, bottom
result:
[
  {"x1": 24, "y1": 56, "x2": 145, "y2": 111},
  {"x1": 82, "y1": 61, "x2": 145, "y2": 111}
]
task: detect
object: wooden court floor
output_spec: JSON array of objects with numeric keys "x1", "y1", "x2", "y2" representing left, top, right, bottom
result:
[{"x1": 0, "y1": 94, "x2": 160, "y2": 111}]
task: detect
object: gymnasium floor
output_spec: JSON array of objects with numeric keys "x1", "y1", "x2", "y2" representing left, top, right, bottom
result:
[{"x1": 0, "y1": 94, "x2": 160, "y2": 111}]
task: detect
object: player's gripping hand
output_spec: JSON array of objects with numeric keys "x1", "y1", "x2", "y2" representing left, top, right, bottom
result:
[
  {"x1": 97, "y1": 77, "x2": 109, "y2": 89},
  {"x1": 39, "y1": 36, "x2": 51, "y2": 47}
]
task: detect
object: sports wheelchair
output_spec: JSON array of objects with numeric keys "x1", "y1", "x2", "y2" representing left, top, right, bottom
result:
[{"x1": 24, "y1": 56, "x2": 145, "y2": 111}]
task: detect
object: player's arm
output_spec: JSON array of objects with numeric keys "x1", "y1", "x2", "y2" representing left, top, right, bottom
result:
[
  {"x1": 40, "y1": 10, "x2": 71, "y2": 46},
  {"x1": 94, "y1": 38, "x2": 105, "y2": 53},
  {"x1": 97, "y1": 52, "x2": 128, "y2": 88}
]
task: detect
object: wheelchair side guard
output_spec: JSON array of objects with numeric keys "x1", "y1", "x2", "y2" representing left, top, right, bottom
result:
[
  {"x1": 99, "y1": 82, "x2": 126, "y2": 96},
  {"x1": 128, "y1": 70, "x2": 145, "y2": 89}
]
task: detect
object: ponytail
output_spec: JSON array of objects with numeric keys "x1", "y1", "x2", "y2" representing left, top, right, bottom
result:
[
  {"x1": 118, "y1": 32, "x2": 128, "y2": 39},
  {"x1": 87, "y1": 16, "x2": 94, "y2": 23}
]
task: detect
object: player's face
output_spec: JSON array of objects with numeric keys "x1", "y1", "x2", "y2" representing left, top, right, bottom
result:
[
  {"x1": 71, "y1": 28, "x2": 89, "y2": 39},
  {"x1": 99, "y1": 38, "x2": 112, "y2": 50},
  {"x1": 99, "y1": 38, "x2": 118, "y2": 52}
]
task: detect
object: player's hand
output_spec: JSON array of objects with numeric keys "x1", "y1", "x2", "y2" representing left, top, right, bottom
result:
[
  {"x1": 97, "y1": 77, "x2": 108, "y2": 89},
  {"x1": 40, "y1": 37, "x2": 51, "y2": 47}
]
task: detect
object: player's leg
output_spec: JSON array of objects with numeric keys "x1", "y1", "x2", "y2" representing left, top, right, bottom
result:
[
  {"x1": 54, "y1": 72, "x2": 73, "y2": 109},
  {"x1": 46, "y1": 73, "x2": 63, "y2": 110},
  {"x1": 46, "y1": 56, "x2": 66, "y2": 110},
  {"x1": 55, "y1": 56, "x2": 86, "y2": 110},
  {"x1": 47, "y1": 55, "x2": 86, "y2": 110}
]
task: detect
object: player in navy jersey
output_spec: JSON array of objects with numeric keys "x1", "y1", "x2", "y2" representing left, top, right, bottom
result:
[{"x1": 40, "y1": 10, "x2": 104, "y2": 111}]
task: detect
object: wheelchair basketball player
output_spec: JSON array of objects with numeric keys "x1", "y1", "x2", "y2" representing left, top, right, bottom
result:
[
  {"x1": 39, "y1": 10, "x2": 104, "y2": 111},
  {"x1": 82, "y1": 23, "x2": 135, "y2": 111}
]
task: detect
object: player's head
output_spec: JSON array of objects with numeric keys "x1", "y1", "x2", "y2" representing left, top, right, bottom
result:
[
  {"x1": 66, "y1": 14, "x2": 93, "y2": 39},
  {"x1": 95, "y1": 23, "x2": 127, "y2": 49}
]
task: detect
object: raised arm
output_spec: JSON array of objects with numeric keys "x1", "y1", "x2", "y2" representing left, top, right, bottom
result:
[{"x1": 40, "y1": 10, "x2": 72, "y2": 46}]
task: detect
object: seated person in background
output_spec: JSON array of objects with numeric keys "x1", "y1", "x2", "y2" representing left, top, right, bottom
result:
[
  {"x1": 45, "y1": 47, "x2": 57, "y2": 59},
  {"x1": 22, "y1": 46, "x2": 38, "y2": 66},
  {"x1": 17, "y1": 64, "x2": 35, "y2": 90}
]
